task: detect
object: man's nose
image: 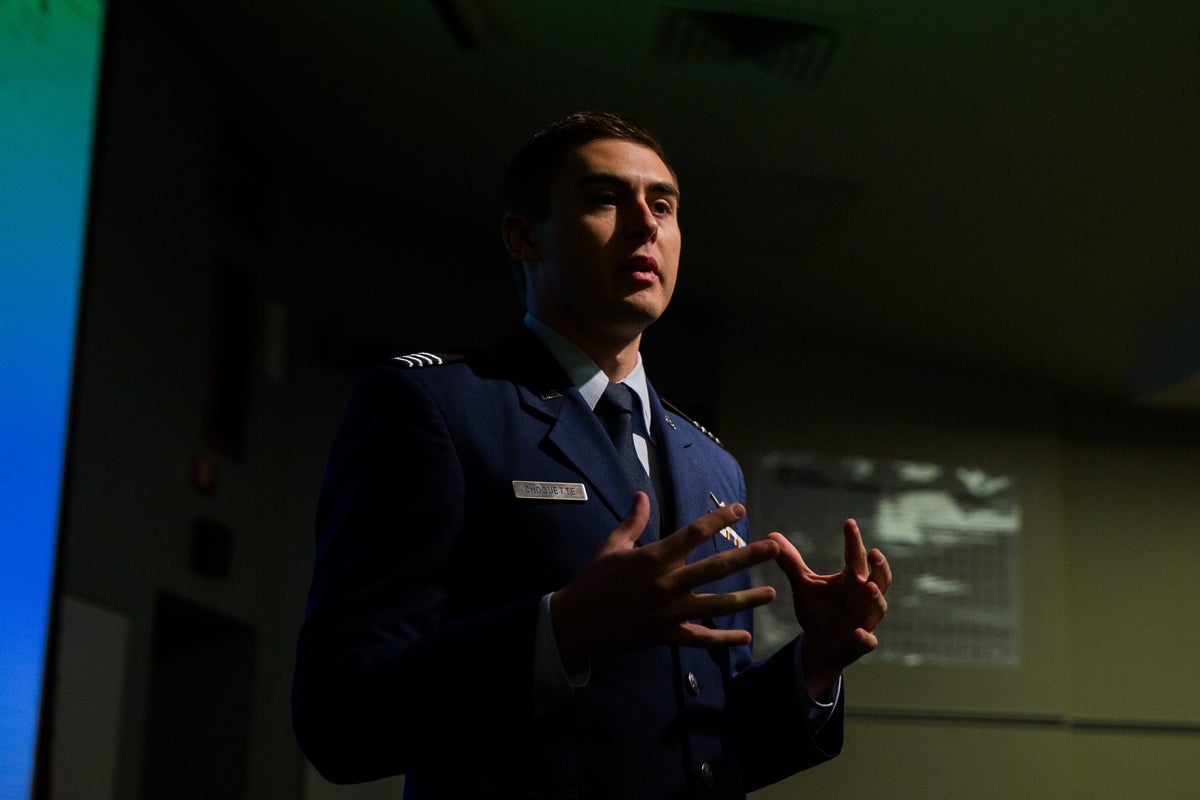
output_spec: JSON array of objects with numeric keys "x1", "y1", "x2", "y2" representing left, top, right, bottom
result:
[{"x1": 627, "y1": 199, "x2": 659, "y2": 241}]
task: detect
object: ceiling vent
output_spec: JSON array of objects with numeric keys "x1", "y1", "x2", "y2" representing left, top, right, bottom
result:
[{"x1": 652, "y1": 7, "x2": 858, "y2": 91}]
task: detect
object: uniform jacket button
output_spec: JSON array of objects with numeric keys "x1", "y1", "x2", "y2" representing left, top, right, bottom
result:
[{"x1": 687, "y1": 671, "x2": 700, "y2": 695}]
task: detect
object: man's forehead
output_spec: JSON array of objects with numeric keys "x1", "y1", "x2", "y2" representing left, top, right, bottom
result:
[{"x1": 559, "y1": 139, "x2": 678, "y2": 191}]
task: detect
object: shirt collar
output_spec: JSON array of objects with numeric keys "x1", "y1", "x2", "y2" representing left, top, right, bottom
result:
[{"x1": 523, "y1": 313, "x2": 653, "y2": 433}]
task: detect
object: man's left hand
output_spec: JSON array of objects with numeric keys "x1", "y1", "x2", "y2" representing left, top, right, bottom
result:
[{"x1": 768, "y1": 520, "x2": 891, "y2": 699}]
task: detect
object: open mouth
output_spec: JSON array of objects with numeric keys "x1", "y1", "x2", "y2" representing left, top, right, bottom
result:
[{"x1": 625, "y1": 255, "x2": 659, "y2": 281}]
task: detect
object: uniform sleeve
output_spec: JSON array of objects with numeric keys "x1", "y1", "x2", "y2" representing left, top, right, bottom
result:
[
  {"x1": 722, "y1": 466, "x2": 845, "y2": 791},
  {"x1": 291, "y1": 367, "x2": 541, "y2": 783},
  {"x1": 726, "y1": 634, "x2": 845, "y2": 791}
]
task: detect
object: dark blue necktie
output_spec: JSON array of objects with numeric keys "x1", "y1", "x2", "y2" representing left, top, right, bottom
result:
[{"x1": 596, "y1": 382, "x2": 659, "y2": 542}]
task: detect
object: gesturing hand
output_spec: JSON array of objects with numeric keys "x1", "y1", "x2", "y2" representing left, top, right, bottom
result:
[
  {"x1": 768, "y1": 520, "x2": 891, "y2": 698},
  {"x1": 550, "y1": 492, "x2": 781, "y2": 666}
]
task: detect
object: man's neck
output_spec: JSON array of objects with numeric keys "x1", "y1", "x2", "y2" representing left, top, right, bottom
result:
[
  {"x1": 529, "y1": 314, "x2": 642, "y2": 382},
  {"x1": 584, "y1": 337, "x2": 641, "y2": 382}
]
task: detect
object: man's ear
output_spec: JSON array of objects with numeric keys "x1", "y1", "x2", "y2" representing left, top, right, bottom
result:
[{"x1": 501, "y1": 212, "x2": 541, "y2": 263}]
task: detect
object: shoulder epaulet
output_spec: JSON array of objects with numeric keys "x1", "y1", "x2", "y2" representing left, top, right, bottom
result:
[
  {"x1": 389, "y1": 351, "x2": 467, "y2": 368},
  {"x1": 661, "y1": 398, "x2": 724, "y2": 448}
]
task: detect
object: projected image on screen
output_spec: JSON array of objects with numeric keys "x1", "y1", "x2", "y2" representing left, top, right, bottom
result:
[{"x1": 751, "y1": 452, "x2": 1021, "y2": 668}]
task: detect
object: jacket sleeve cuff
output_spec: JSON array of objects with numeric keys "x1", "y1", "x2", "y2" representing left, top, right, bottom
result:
[{"x1": 533, "y1": 592, "x2": 590, "y2": 716}]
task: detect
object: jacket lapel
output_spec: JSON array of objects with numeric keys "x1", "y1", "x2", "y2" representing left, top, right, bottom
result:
[
  {"x1": 519, "y1": 383, "x2": 633, "y2": 521},
  {"x1": 648, "y1": 386, "x2": 712, "y2": 534},
  {"x1": 649, "y1": 388, "x2": 741, "y2": 581},
  {"x1": 487, "y1": 326, "x2": 635, "y2": 522}
]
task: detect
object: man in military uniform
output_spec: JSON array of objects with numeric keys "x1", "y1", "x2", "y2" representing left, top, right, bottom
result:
[{"x1": 293, "y1": 112, "x2": 891, "y2": 799}]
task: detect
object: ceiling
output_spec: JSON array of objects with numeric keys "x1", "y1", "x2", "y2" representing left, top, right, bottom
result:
[{"x1": 155, "y1": 0, "x2": 1200, "y2": 405}]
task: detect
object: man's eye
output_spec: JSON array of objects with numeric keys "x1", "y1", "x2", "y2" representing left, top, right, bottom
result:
[
  {"x1": 594, "y1": 193, "x2": 617, "y2": 206},
  {"x1": 652, "y1": 200, "x2": 674, "y2": 215}
]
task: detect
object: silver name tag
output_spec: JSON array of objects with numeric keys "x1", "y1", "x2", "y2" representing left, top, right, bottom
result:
[{"x1": 512, "y1": 481, "x2": 588, "y2": 501}]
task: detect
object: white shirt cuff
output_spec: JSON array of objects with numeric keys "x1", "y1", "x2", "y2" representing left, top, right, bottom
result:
[{"x1": 793, "y1": 636, "x2": 841, "y2": 732}]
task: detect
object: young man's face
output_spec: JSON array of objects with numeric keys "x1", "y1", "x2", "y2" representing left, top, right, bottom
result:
[{"x1": 524, "y1": 138, "x2": 681, "y2": 346}]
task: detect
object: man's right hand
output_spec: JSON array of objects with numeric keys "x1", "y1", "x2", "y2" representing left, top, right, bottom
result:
[{"x1": 549, "y1": 492, "x2": 780, "y2": 666}]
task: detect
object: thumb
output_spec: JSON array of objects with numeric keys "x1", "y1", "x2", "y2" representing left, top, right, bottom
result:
[{"x1": 601, "y1": 492, "x2": 650, "y2": 553}]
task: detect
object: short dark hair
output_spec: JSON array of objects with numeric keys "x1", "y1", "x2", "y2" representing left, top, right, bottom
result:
[{"x1": 502, "y1": 111, "x2": 674, "y2": 220}]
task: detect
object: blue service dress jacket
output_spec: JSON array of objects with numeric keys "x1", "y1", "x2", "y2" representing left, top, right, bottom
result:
[{"x1": 292, "y1": 325, "x2": 843, "y2": 799}]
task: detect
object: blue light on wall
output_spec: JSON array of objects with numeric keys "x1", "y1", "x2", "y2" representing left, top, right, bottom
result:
[{"x1": 0, "y1": 1, "x2": 106, "y2": 796}]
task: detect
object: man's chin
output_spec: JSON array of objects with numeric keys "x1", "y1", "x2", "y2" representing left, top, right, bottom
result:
[
  {"x1": 620, "y1": 286, "x2": 671, "y2": 321},
  {"x1": 614, "y1": 300, "x2": 667, "y2": 332}
]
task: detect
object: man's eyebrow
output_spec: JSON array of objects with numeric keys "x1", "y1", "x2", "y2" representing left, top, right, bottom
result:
[{"x1": 578, "y1": 172, "x2": 681, "y2": 199}]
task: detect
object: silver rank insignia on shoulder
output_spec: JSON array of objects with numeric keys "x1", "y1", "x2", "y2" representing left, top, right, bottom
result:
[
  {"x1": 391, "y1": 351, "x2": 461, "y2": 368},
  {"x1": 661, "y1": 399, "x2": 723, "y2": 447}
]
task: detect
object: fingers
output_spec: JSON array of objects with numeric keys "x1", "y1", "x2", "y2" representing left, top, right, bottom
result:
[
  {"x1": 841, "y1": 521, "x2": 891, "y2": 602},
  {"x1": 669, "y1": 539, "x2": 779, "y2": 593},
  {"x1": 671, "y1": 621, "x2": 753, "y2": 648},
  {"x1": 571, "y1": 496, "x2": 795, "y2": 656},
  {"x1": 853, "y1": 627, "x2": 879, "y2": 654},
  {"x1": 642, "y1": 588, "x2": 777, "y2": 641},
  {"x1": 657, "y1": 502, "x2": 749, "y2": 559},
  {"x1": 687, "y1": 586, "x2": 777, "y2": 619},
  {"x1": 843, "y1": 518, "x2": 869, "y2": 579},
  {"x1": 600, "y1": 492, "x2": 651, "y2": 554},
  {"x1": 868, "y1": 548, "x2": 892, "y2": 595}
]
